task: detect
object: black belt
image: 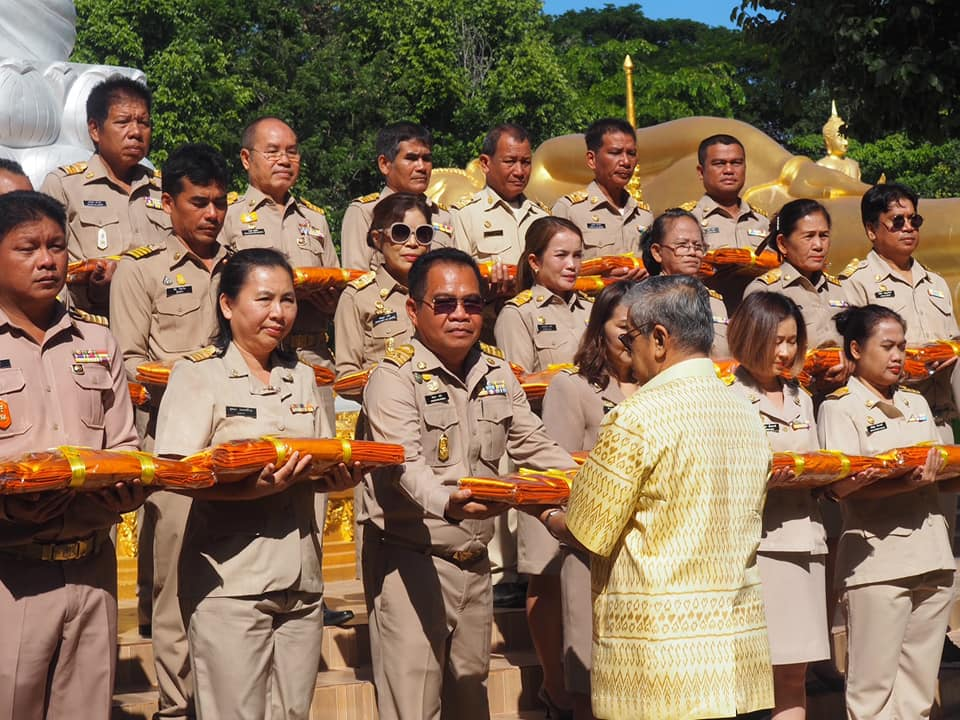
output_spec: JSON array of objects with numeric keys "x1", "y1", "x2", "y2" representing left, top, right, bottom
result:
[
  {"x1": 375, "y1": 532, "x2": 487, "y2": 568},
  {"x1": 0, "y1": 531, "x2": 107, "y2": 562}
]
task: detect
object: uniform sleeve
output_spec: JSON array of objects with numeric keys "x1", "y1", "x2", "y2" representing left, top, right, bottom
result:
[
  {"x1": 363, "y1": 364, "x2": 453, "y2": 519},
  {"x1": 154, "y1": 361, "x2": 217, "y2": 457},
  {"x1": 318, "y1": 215, "x2": 340, "y2": 268},
  {"x1": 495, "y1": 305, "x2": 536, "y2": 372},
  {"x1": 333, "y1": 289, "x2": 366, "y2": 400},
  {"x1": 816, "y1": 398, "x2": 862, "y2": 455},
  {"x1": 566, "y1": 404, "x2": 647, "y2": 556},
  {"x1": 217, "y1": 209, "x2": 240, "y2": 251},
  {"x1": 551, "y1": 199, "x2": 571, "y2": 219},
  {"x1": 503, "y1": 371, "x2": 576, "y2": 470},
  {"x1": 450, "y1": 207, "x2": 475, "y2": 257},
  {"x1": 341, "y1": 204, "x2": 373, "y2": 270},
  {"x1": 741, "y1": 277, "x2": 763, "y2": 300},
  {"x1": 541, "y1": 372, "x2": 587, "y2": 453},
  {"x1": 40, "y1": 172, "x2": 80, "y2": 262},
  {"x1": 840, "y1": 276, "x2": 869, "y2": 307},
  {"x1": 311, "y1": 372, "x2": 334, "y2": 438},
  {"x1": 109, "y1": 258, "x2": 154, "y2": 381},
  {"x1": 102, "y1": 330, "x2": 139, "y2": 451}
]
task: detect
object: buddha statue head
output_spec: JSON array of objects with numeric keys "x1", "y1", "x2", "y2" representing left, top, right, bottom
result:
[{"x1": 822, "y1": 100, "x2": 849, "y2": 158}]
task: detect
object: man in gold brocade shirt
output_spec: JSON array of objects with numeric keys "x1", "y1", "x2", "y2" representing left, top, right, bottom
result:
[{"x1": 542, "y1": 275, "x2": 774, "y2": 720}]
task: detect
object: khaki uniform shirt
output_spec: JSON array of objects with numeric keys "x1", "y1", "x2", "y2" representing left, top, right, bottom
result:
[
  {"x1": 709, "y1": 290, "x2": 730, "y2": 359},
  {"x1": 687, "y1": 194, "x2": 769, "y2": 251},
  {"x1": 109, "y1": 235, "x2": 229, "y2": 381},
  {"x1": 154, "y1": 342, "x2": 330, "y2": 598},
  {"x1": 494, "y1": 284, "x2": 591, "y2": 372},
  {"x1": 333, "y1": 266, "x2": 414, "y2": 400},
  {"x1": 340, "y1": 186, "x2": 455, "y2": 270},
  {"x1": 817, "y1": 376, "x2": 953, "y2": 587},
  {"x1": 0, "y1": 304, "x2": 138, "y2": 546},
  {"x1": 451, "y1": 186, "x2": 550, "y2": 265},
  {"x1": 360, "y1": 339, "x2": 574, "y2": 556},
  {"x1": 730, "y1": 368, "x2": 826, "y2": 554},
  {"x1": 566, "y1": 358, "x2": 774, "y2": 720},
  {"x1": 541, "y1": 369, "x2": 625, "y2": 453},
  {"x1": 550, "y1": 181, "x2": 653, "y2": 258},
  {"x1": 744, "y1": 261, "x2": 852, "y2": 348}
]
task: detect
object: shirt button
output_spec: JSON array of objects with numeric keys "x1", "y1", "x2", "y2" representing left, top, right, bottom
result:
[
  {"x1": 44, "y1": 387, "x2": 51, "y2": 392},
  {"x1": 277, "y1": 423, "x2": 285, "y2": 431},
  {"x1": 52, "y1": 424, "x2": 59, "y2": 430}
]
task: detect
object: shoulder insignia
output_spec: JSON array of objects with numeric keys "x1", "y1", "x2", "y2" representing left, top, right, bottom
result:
[
  {"x1": 355, "y1": 191, "x2": 380, "y2": 204},
  {"x1": 383, "y1": 344, "x2": 415, "y2": 367},
  {"x1": 535, "y1": 200, "x2": 552, "y2": 214},
  {"x1": 679, "y1": 200, "x2": 698, "y2": 212},
  {"x1": 800, "y1": 384, "x2": 814, "y2": 397},
  {"x1": 452, "y1": 193, "x2": 480, "y2": 210},
  {"x1": 506, "y1": 289, "x2": 533, "y2": 307},
  {"x1": 825, "y1": 272, "x2": 842, "y2": 287},
  {"x1": 227, "y1": 191, "x2": 240, "y2": 205},
  {"x1": 68, "y1": 307, "x2": 109, "y2": 327},
  {"x1": 757, "y1": 268, "x2": 782, "y2": 285},
  {"x1": 347, "y1": 270, "x2": 376, "y2": 290},
  {"x1": 479, "y1": 342, "x2": 505, "y2": 360},
  {"x1": 153, "y1": 169, "x2": 162, "y2": 179},
  {"x1": 299, "y1": 197, "x2": 325, "y2": 215},
  {"x1": 435, "y1": 199, "x2": 448, "y2": 211},
  {"x1": 707, "y1": 288, "x2": 724, "y2": 300},
  {"x1": 825, "y1": 387, "x2": 850, "y2": 400},
  {"x1": 123, "y1": 244, "x2": 163, "y2": 260},
  {"x1": 636, "y1": 199, "x2": 651, "y2": 212},
  {"x1": 838, "y1": 257, "x2": 864, "y2": 279},
  {"x1": 749, "y1": 203, "x2": 768, "y2": 218},
  {"x1": 559, "y1": 365, "x2": 580, "y2": 375},
  {"x1": 186, "y1": 345, "x2": 219, "y2": 363},
  {"x1": 898, "y1": 385, "x2": 922, "y2": 395},
  {"x1": 60, "y1": 161, "x2": 88, "y2": 176},
  {"x1": 577, "y1": 291, "x2": 595, "y2": 303},
  {"x1": 564, "y1": 190, "x2": 588, "y2": 204}
]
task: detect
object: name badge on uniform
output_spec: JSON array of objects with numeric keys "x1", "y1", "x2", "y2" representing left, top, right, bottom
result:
[
  {"x1": 875, "y1": 289, "x2": 895, "y2": 299},
  {"x1": 0, "y1": 400, "x2": 10, "y2": 430},
  {"x1": 763, "y1": 422, "x2": 780, "y2": 433},
  {"x1": 483, "y1": 229, "x2": 504, "y2": 238},
  {"x1": 747, "y1": 228, "x2": 766, "y2": 237},
  {"x1": 373, "y1": 312, "x2": 398, "y2": 326},
  {"x1": 536, "y1": 323, "x2": 557, "y2": 332},
  {"x1": 928, "y1": 288, "x2": 946, "y2": 299},
  {"x1": 226, "y1": 406, "x2": 257, "y2": 418},
  {"x1": 241, "y1": 228, "x2": 266, "y2": 236},
  {"x1": 866, "y1": 421, "x2": 888, "y2": 435},
  {"x1": 586, "y1": 222, "x2": 606, "y2": 229},
  {"x1": 145, "y1": 197, "x2": 164, "y2": 210},
  {"x1": 166, "y1": 285, "x2": 193, "y2": 297},
  {"x1": 425, "y1": 392, "x2": 449, "y2": 405},
  {"x1": 0, "y1": 359, "x2": 10, "y2": 369},
  {"x1": 290, "y1": 403, "x2": 316, "y2": 414},
  {"x1": 703, "y1": 226, "x2": 720, "y2": 234},
  {"x1": 83, "y1": 199, "x2": 107, "y2": 207}
]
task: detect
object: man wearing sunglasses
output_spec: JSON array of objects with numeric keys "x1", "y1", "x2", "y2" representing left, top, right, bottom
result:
[
  {"x1": 360, "y1": 247, "x2": 574, "y2": 720},
  {"x1": 341, "y1": 122, "x2": 455, "y2": 270}
]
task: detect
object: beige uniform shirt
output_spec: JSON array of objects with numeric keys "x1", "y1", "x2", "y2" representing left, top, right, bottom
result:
[
  {"x1": 340, "y1": 186, "x2": 455, "y2": 270},
  {"x1": 730, "y1": 368, "x2": 826, "y2": 554},
  {"x1": 494, "y1": 284, "x2": 591, "y2": 372},
  {"x1": 744, "y1": 261, "x2": 852, "y2": 348},
  {"x1": 541, "y1": 369, "x2": 625, "y2": 453},
  {"x1": 154, "y1": 342, "x2": 330, "y2": 599},
  {"x1": 709, "y1": 290, "x2": 730, "y2": 359},
  {"x1": 550, "y1": 181, "x2": 653, "y2": 258},
  {"x1": 451, "y1": 186, "x2": 550, "y2": 265},
  {"x1": 817, "y1": 376, "x2": 954, "y2": 587},
  {"x1": 109, "y1": 236, "x2": 228, "y2": 381},
  {"x1": 360, "y1": 340, "x2": 574, "y2": 555},
  {"x1": 333, "y1": 266, "x2": 414, "y2": 400},
  {"x1": 0, "y1": 304, "x2": 138, "y2": 546},
  {"x1": 687, "y1": 194, "x2": 769, "y2": 251}
]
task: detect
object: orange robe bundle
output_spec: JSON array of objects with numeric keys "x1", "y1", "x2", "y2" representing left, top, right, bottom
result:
[
  {"x1": 137, "y1": 360, "x2": 334, "y2": 388},
  {"x1": 476, "y1": 261, "x2": 518, "y2": 281},
  {"x1": 520, "y1": 363, "x2": 577, "y2": 400},
  {"x1": 884, "y1": 444, "x2": 960, "y2": 482},
  {"x1": 573, "y1": 275, "x2": 617, "y2": 295},
  {"x1": 697, "y1": 248, "x2": 780, "y2": 278},
  {"x1": 455, "y1": 468, "x2": 575, "y2": 505},
  {"x1": 128, "y1": 382, "x2": 151, "y2": 407},
  {"x1": 66, "y1": 257, "x2": 120, "y2": 285},
  {"x1": 291, "y1": 267, "x2": 367, "y2": 295},
  {"x1": 770, "y1": 450, "x2": 889, "y2": 489},
  {"x1": 333, "y1": 360, "x2": 525, "y2": 396},
  {"x1": 904, "y1": 341, "x2": 960, "y2": 379},
  {"x1": 186, "y1": 437, "x2": 404, "y2": 483},
  {"x1": 0, "y1": 447, "x2": 214, "y2": 494},
  {"x1": 579, "y1": 253, "x2": 644, "y2": 276}
]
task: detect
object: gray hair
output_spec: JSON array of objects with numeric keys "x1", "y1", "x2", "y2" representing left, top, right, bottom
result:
[{"x1": 624, "y1": 275, "x2": 713, "y2": 355}]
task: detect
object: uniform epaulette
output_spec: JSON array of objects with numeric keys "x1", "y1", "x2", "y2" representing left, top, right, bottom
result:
[
  {"x1": 825, "y1": 272, "x2": 842, "y2": 287},
  {"x1": 227, "y1": 191, "x2": 240, "y2": 205},
  {"x1": 636, "y1": 199, "x2": 651, "y2": 212},
  {"x1": 564, "y1": 190, "x2": 588, "y2": 204},
  {"x1": 707, "y1": 288, "x2": 724, "y2": 300},
  {"x1": 749, "y1": 203, "x2": 768, "y2": 218},
  {"x1": 838, "y1": 257, "x2": 864, "y2": 279},
  {"x1": 577, "y1": 291, "x2": 595, "y2": 303},
  {"x1": 68, "y1": 307, "x2": 109, "y2": 327},
  {"x1": 506, "y1": 289, "x2": 533, "y2": 307},
  {"x1": 679, "y1": 200, "x2": 697, "y2": 212},
  {"x1": 452, "y1": 193, "x2": 480, "y2": 210},
  {"x1": 348, "y1": 270, "x2": 376, "y2": 290},
  {"x1": 825, "y1": 387, "x2": 849, "y2": 400},
  {"x1": 757, "y1": 268, "x2": 782, "y2": 285},
  {"x1": 60, "y1": 161, "x2": 88, "y2": 176},
  {"x1": 153, "y1": 169, "x2": 162, "y2": 178},
  {"x1": 898, "y1": 385, "x2": 922, "y2": 395},
  {"x1": 435, "y1": 199, "x2": 448, "y2": 212},
  {"x1": 535, "y1": 200, "x2": 552, "y2": 214},
  {"x1": 355, "y1": 191, "x2": 380, "y2": 204},
  {"x1": 186, "y1": 345, "x2": 219, "y2": 363},
  {"x1": 383, "y1": 344, "x2": 415, "y2": 367},
  {"x1": 123, "y1": 244, "x2": 163, "y2": 260},
  {"x1": 299, "y1": 197, "x2": 325, "y2": 215},
  {"x1": 559, "y1": 365, "x2": 580, "y2": 375},
  {"x1": 479, "y1": 342, "x2": 505, "y2": 360}
]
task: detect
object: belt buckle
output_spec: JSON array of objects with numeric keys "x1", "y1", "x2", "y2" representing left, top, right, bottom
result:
[
  {"x1": 51, "y1": 541, "x2": 82, "y2": 561},
  {"x1": 452, "y1": 549, "x2": 479, "y2": 564}
]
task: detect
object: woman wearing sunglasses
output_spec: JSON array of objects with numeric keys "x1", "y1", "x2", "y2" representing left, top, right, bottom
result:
[
  {"x1": 540, "y1": 281, "x2": 638, "y2": 720},
  {"x1": 640, "y1": 208, "x2": 729, "y2": 358},
  {"x1": 334, "y1": 193, "x2": 433, "y2": 400}
]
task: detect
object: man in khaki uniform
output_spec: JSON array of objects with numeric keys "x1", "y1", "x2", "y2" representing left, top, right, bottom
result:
[
  {"x1": 341, "y1": 122, "x2": 454, "y2": 270},
  {"x1": 0, "y1": 191, "x2": 142, "y2": 720},
  {"x1": 551, "y1": 118, "x2": 653, "y2": 266},
  {"x1": 361, "y1": 248, "x2": 574, "y2": 720},
  {"x1": 110, "y1": 144, "x2": 230, "y2": 720},
  {"x1": 0, "y1": 159, "x2": 32, "y2": 194},
  {"x1": 41, "y1": 78, "x2": 171, "y2": 315}
]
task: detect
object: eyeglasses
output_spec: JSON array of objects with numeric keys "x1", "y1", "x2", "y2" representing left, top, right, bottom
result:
[
  {"x1": 383, "y1": 222, "x2": 434, "y2": 246},
  {"x1": 882, "y1": 213, "x2": 924, "y2": 231},
  {"x1": 249, "y1": 147, "x2": 301, "y2": 163},
  {"x1": 420, "y1": 295, "x2": 485, "y2": 315},
  {"x1": 658, "y1": 242, "x2": 708, "y2": 256}
]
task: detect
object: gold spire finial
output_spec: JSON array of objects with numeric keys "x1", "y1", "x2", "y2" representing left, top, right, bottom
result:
[
  {"x1": 624, "y1": 55, "x2": 635, "y2": 128},
  {"x1": 831, "y1": 99, "x2": 839, "y2": 118}
]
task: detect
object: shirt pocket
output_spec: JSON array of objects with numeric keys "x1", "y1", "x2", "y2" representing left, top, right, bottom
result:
[
  {"x1": 533, "y1": 324, "x2": 563, "y2": 352},
  {"x1": 477, "y1": 396, "x2": 511, "y2": 462},
  {"x1": 370, "y1": 313, "x2": 406, "y2": 340},
  {"x1": 423, "y1": 406, "x2": 459, "y2": 468},
  {"x1": 155, "y1": 288, "x2": 204, "y2": 353},
  {"x1": 475, "y1": 228, "x2": 512, "y2": 258},
  {"x1": 75, "y1": 204, "x2": 120, "y2": 257},
  {"x1": 0, "y1": 368, "x2": 31, "y2": 438},
  {"x1": 71, "y1": 363, "x2": 112, "y2": 430}
]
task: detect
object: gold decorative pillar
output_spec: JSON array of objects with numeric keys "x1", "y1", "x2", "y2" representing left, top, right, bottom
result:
[{"x1": 624, "y1": 55, "x2": 636, "y2": 128}]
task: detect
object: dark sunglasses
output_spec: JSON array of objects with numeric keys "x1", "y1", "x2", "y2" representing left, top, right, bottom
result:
[
  {"x1": 883, "y1": 213, "x2": 924, "y2": 231},
  {"x1": 384, "y1": 222, "x2": 434, "y2": 245},
  {"x1": 421, "y1": 295, "x2": 485, "y2": 315}
]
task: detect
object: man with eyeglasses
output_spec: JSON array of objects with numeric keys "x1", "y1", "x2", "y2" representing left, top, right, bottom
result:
[
  {"x1": 340, "y1": 122, "x2": 455, "y2": 270},
  {"x1": 41, "y1": 77, "x2": 171, "y2": 316},
  {"x1": 360, "y1": 247, "x2": 574, "y2": 720}
]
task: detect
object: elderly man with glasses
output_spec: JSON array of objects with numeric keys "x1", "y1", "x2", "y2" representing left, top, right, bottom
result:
[{"x1": 533, "y1": 275, "x2": 775, "y2": 720}]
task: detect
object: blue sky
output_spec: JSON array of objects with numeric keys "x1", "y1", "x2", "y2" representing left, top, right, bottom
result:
[{"x1": 542, "y1": 0, "x2": 739, "y2": 29}]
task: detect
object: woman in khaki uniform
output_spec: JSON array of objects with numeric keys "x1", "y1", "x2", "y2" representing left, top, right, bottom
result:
[
  {"x1": 334, "y1": 193, "x2": 433, "y2": 401},
  {"x1": 640, "y1": 208, "x2": 729, "y2": 358},
  {"x1": 727, "y1": 292, "x2": 830, "y2": 720},
  {"x1": 817, "y1": 305, "x2": 955, "y2": 720},
  {"x1": 154, "y1": 249, "x2": 359, "y2": 720},
  {"x1": 541, "y1": 281, "x2": 638, "y2": 720}
]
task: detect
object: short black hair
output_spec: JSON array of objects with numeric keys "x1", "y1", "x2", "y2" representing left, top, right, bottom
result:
[
  {"x1": 0, "y1": 191, "x2": 66, "y2": 242},
  {"x1": 0, "y1": 158, "x2": 27, "y2": 177},
  {"x1": 408, "y1": 247, "x2": 483, "y2": 302},
  {"x1": 376, "y1": 122, "x2": 433, "y2": 162},
  {"x1": 162, "y1": 143, "x2": 229, "y2": 197},
  {"x1": 481, "y1": 123, "x2": 530, "y2": 157},
  {"x1": 241, "y1": 116, "x2": 295, "y2": 150},
  {"x1": 584, "y1": 118, "x2": 635, "y2": 153},
  {"x1": 697, "y1": 134, "x2": 744, "y2": 166},
  {"x1": 86, "y1": 77, "x2": 152, "y2": 128},
  {"x1": 860, "y1": 182, "x2": 920, "y2": 227},
  {"x1": 834, "y1": 304, "x2": 906, "y2": 362},
  {"x1": 641, "y1": 208, "x2": 703, "y2": 275}
]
